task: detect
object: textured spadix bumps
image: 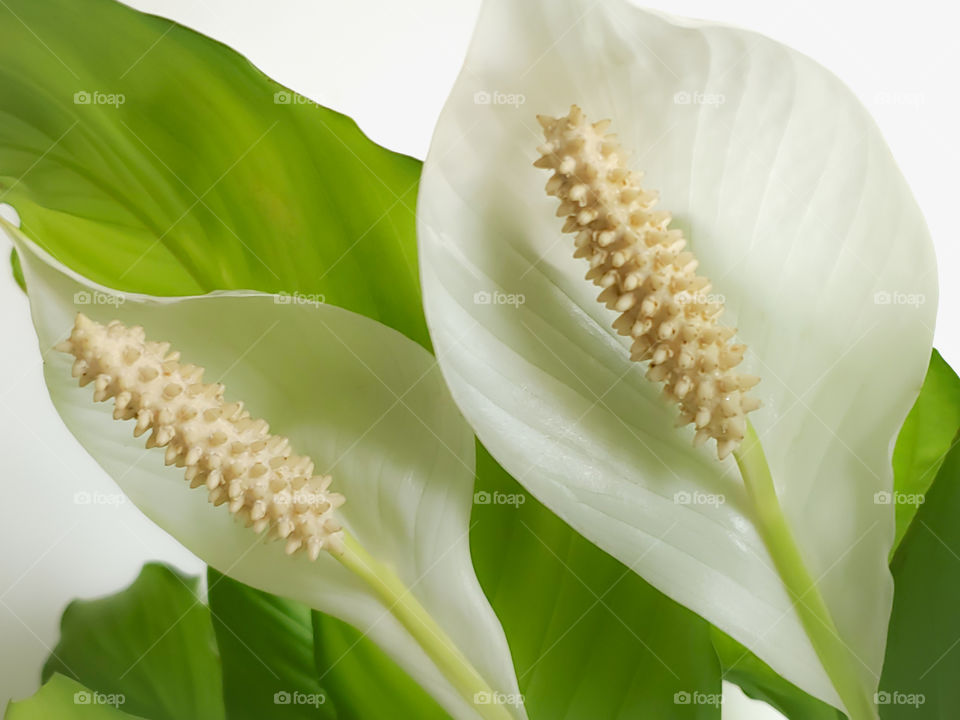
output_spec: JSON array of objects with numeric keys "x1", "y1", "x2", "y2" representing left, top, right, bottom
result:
[
  {"x1": 57, "y1": 313, "x2": 345, "y2": 557},
  {"x1": 535, "y1": 105, "x2": 760, "y2": 459}
]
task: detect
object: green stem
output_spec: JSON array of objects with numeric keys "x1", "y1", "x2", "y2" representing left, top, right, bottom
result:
[
  {"x1": 734, "y1": 420, "x2": 877, "y2": 720},
  {"x1": 334, "y1": 533, "x2": 515, "y2": 720}
]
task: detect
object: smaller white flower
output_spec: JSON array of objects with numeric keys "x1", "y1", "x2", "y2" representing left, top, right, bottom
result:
[{"x1": 8, "y1": 226, "x2": 526, "y2": 720}]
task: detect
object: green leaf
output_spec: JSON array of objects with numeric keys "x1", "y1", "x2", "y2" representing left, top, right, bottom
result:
[
  {"x1": 41, "y1": 563, "x2": 224, "y2": 720},
  {"x1": 207, "y1": 570, "x2": 335, "y2": 720},
  {"x1": 6, "y1": 674, "x2": 145, "y2": 720},
  {"x1": 711, "y1": 629, "x2": 842, "y2": 720},
  {"x1": 472, "y1": 446, "x2": 721, "y2": 719},
  {"x1": 10, "y1": 246, "x2": 25, "y2": 291},
  {"x1": 0, "y1": 0, "x2": 428, "y2": 349},
  {"x1": 891, "y1": 350, "x2": 960, "y2": 551},
  {"x1": 880, "y1": 438, "x2": 960, "y2": 717},
  {"x1": 311, "y1": 613, "x2": 450, "y2": 720}
]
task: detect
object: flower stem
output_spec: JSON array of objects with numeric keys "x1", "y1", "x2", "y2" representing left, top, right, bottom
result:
[
  {"x1": 334, "y1": 532, "x2": 515, "y2": 720},
  {"x1": 734, "y1": 420, "x2": 877, "y2": 720}
]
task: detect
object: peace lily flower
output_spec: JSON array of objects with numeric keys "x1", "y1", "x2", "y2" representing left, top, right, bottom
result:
[
  {"x1": 6, "y1": 224, "x2": 525, "y2": 720},
  {"x1": 418, "y1": 1, "x2": 937, "y2": 717}
]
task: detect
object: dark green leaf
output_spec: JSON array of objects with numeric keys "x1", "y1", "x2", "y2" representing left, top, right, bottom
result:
[
  {"x1": 880, "y1": 440, "x2": 960, "y2": 718},
  {"x1": 311, "y1": 613, "x2": 450, "y2": 720},
  {"x1": 472, "y1": 446, "x2": 721, "y2": 719},
  {"x1": 207, "y1": 568, "x2": 337, "y2": 720},
  {"x1": 5, "y1": 674, "x2": 145, "y2": 720},
  {"x1": 891, "y1": 350, "x2": 960, "y2": 552},
  {"x1": 42, "y1": 563, "x2": 224, "y2": 720},
  {"x1": 206, "y1": 570, "x2": 336, "y2": 720},
  {"x1": 711, "y1": 629, "x2": 842, "y2": 720}
]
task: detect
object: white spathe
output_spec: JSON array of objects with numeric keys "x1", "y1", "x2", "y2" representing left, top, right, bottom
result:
[
  {"x1": 417, "y1": 0, "x2": 936, "y2": 713},
  {"x1": 9, "y1": 227, "x2": 525, "y2": 720}
]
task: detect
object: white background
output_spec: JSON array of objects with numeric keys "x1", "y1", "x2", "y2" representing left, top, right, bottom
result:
[{"x1": 1, "y1": 1, "x2": 957, "y2": 718}]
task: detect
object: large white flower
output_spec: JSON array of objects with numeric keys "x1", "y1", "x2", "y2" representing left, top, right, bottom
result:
[{"x1": 418, "y1": 0, "x2": 936, "y2": 715}]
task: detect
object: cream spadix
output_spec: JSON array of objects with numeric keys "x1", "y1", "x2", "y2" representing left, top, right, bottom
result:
[
  {"x1": 535, "y1": 105, "x2": 760, "y2": 459},
  {"x1": 57, "y1": 312, "x2": 345, "y2": 558}
]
